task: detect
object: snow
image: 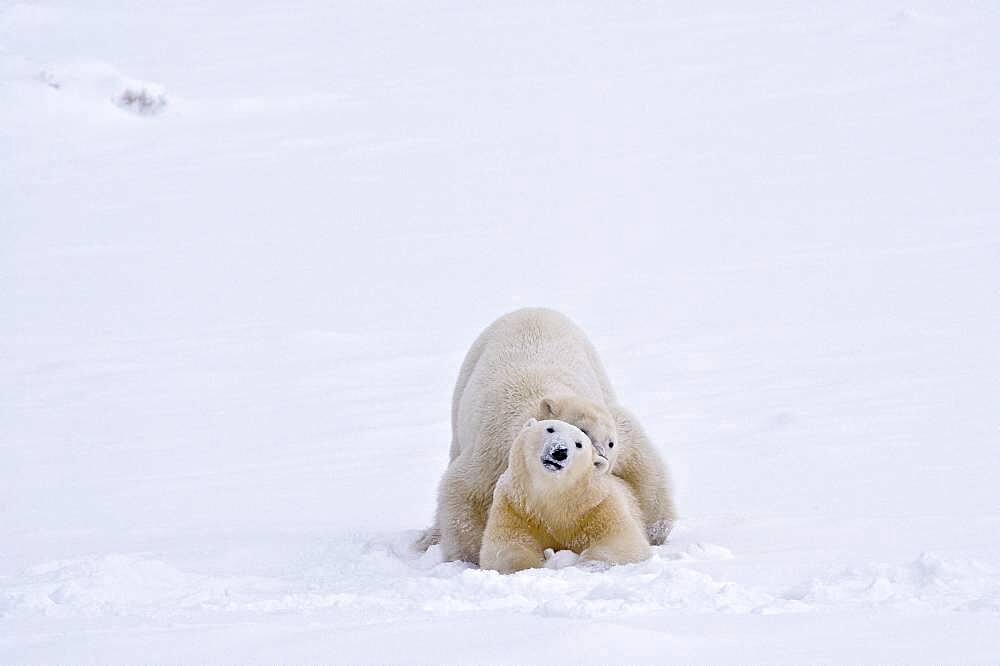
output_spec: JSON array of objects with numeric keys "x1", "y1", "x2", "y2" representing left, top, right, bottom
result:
[{"x1": 2, "y1": 0, "x2": 999, "y2": 663}]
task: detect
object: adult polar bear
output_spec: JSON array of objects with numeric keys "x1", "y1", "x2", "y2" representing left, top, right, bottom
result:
[{"x1": 431, "y1": 307, "x2": 676, "y2": 565}]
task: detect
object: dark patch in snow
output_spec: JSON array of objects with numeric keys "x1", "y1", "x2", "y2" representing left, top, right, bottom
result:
[{"x1": 115, "y1": 87, "x2": 167, "y2": 115}]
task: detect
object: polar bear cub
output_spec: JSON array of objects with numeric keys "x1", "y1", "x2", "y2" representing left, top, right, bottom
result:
[{"x1": 479, "y1": 418, "x2": 651, "y2": 574}]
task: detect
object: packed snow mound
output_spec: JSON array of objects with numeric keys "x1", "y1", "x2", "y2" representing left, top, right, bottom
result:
[
  {"x1": 4, "y1": 533, "x2": 997, "y2": 624},
  {"x1": 1, "y1": 554, "x2": 226, "y2": 618},
  {"x1": 786, "y1": 553, "x2": 1000, "y2": 612},
  {"x1": 0, "y1": 535, "x2": 764, "y2": 620}
]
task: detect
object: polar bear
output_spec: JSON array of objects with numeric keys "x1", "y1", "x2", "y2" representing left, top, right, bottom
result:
[
  {"x1": 480, "y1": 418, "x2": 650, "y2": 573},
  {"x1": 428, "y1": 307, "x2": 676, "y2": 563}
]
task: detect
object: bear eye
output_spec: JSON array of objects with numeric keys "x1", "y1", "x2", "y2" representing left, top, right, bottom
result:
[
  {"x1": 546, "y1": 427, "x2": 555, "y2": 433},
  {"x1": 575, "y1": 441, "x2": 582, "y2": 448},
  {"x1": 608, "y1": 441, "x2": 615, "y2": 448}
]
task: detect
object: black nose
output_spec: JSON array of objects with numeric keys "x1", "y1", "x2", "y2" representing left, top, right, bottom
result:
[{"x1": 551, "y1": 447, "x2": 568, "y2": 461}]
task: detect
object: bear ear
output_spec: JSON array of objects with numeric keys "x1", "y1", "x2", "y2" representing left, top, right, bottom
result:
[
  {"x1": 539, "y1": 396, "x2": 562, "y2": 418},
  {"x1": 522, "y1": 418, "x2": 538, "y2": 430}
]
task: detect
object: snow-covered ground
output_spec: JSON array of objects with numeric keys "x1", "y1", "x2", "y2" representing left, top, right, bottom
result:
[{"x1": 2, "y1": 1, "x2": 999, "y2": 663}]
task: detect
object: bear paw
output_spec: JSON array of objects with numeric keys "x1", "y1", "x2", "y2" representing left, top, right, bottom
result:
[
  {"x1": 543, "y1": 548, "x2": 580, "y2": 570},
  {"x1": 648, "y1": 519, "x2": 674, "y2": 546}
]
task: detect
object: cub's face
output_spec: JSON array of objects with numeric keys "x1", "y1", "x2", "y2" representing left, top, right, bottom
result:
[
  {"x1": 539, "y1": 395, "x2": 619, "y2": 473},
  {"x1": 518, "y1": 418, "x2": 605, "y2": 487}
]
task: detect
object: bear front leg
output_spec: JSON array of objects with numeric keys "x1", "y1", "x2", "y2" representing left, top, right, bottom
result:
[
  {"x1": 577, "y1": 499, "x2": 651, "y2": 567},
  {"x1": 437, "y1": 464, "x2": 490, "y2": 564},
  {"x1": 481, "y1": 538, "x2": 546, "y2": 574},
  {"x1": 611, "y1": 404, "x2": 677, "y2": 545},
  {"x1": 579, "y1": 528, "x2": 651, "y2": 568},
  {"x1": 479, "y1": 498, "x2": 545, "y2": 574},
  {"x1": 635, "y1": 472, "x2": 677, "y2": 546}
]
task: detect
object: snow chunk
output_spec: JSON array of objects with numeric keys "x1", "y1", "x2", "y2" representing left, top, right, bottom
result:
[{"x1": 543, "y1": 548, "x2": 580, "y2": 570}]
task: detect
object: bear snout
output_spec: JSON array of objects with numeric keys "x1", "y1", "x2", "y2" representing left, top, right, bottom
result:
[{"x1": 550, "y1": 447, "x2": 568, "y2": 462}]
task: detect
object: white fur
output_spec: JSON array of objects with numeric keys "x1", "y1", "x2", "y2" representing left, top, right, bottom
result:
[
  {"x1": 428, "y1": 307, "x2": 677, "y2": 563},
  {"x1": 480, "y1": 419, "x2": 651, "y2": 573}
]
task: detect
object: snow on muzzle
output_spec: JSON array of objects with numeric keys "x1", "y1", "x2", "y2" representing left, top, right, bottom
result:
[{"x1": 541, "y1": 442, "x2": 569, "y2": 472}]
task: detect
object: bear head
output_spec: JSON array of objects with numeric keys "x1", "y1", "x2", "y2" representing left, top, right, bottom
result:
[
  {"x1": 538, "y1": 395, "x2": 619, "y2": 472},
  {"x1": 514, "y1": 418, "x2": 606, "y2": 493}
]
